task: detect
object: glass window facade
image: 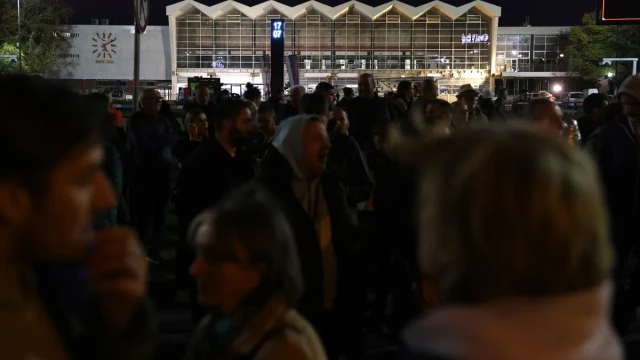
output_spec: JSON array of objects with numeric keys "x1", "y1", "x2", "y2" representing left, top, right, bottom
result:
[
  {"x1": 496, "y1": 34, "x2": 571, "y2": 73},
  {"x1": 175, "y1": 6, "x2": 493, "y2": 72}
]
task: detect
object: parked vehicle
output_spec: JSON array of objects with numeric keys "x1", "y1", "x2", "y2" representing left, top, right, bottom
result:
[{"x1": 560, "y1": 92, "x2": 584, "y2": 109}]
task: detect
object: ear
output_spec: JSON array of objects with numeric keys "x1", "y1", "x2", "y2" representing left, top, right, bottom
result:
[{"x1": 0, "y1": 181, "x2": 32, "y2": 226}]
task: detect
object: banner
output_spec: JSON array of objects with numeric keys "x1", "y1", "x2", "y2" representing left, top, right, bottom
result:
[
  {"x1": 286, "y1": 55, "x2": 300, "y2": 86},
  {"x1": 259, "y1": 55, "x2": 271, "y2": 90}
]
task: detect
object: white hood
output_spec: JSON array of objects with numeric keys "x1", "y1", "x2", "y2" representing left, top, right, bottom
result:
[
  {"x1": 402, "y1": 282, "x2": 623, "y2": 360},
  {"x1": 271, "y1": 115, "x2": 314, "y2": 180}
]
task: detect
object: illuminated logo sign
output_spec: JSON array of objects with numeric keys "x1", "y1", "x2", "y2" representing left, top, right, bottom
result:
[
  {"x1": 461, "y1": 33, "x2": 489, "y2": 44},
  {"x1": 272, "y1": 20, "x2": 284, "y2": 40}
]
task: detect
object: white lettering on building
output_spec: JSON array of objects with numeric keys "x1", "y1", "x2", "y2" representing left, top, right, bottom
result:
[{"x1": 461, "y1": 33, "x2": 489, "y2": 44}]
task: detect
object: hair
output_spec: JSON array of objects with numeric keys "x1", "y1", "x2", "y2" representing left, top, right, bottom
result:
[
  {"x1": 244, "y1": 87, "x2": 261, "y2": 101},
  {"x1": 416, "y1": 126, "x2": 611, "y2": 304},
  {"x1": 301, "y1": 92, "x2": 329, "y2": 116},
  {"x1": 188, "y1": 183, "x2": 303, "y2": 306},
  {"x1": 343, "y1": 87, "x2": 354, "y2": 97},
  {"x1": 529, "y1": 98, "x2": 555, "y2": 119},
  {"x1": 603, "y1": 102, "x2": 623, "y2": 123},
  {"x1": 217, "y1": 99, "x2": 251, "y2": 130},
  {"x1": 195, "y1": 83, "x2": 209, "y2": 92},
  {"x1": 257, "y1": 101, "x2": 275, "y2": 116},
  {"x1": 97, "y1": 88, "x2": 113, "y2": 104},
  {"x1": 314, "y1": 81, "x2": 334, "y2": 94},
  {"x1": 583, "y1": 93, "x2": 608, "y2": 116},
  {"x1": 0, "y1": 75, "x2": 108, "y2": 195},
  {"x1": 289, "y1": 85, "x2": 306, "y2": 99},
  {"x1": 421, "y1": 79, "x2": 438, "y2": 96},
  {"x1": 431, "y1": 99, "x2": 453, "y2": 115},
  {"x1": 396, "y1": 81, "x2": 413, "y2": 97},
  {"x1": 221, "y1": 89, "x2": 230, "y2": 95},
  {"x1": 185, "y1": 108, "x2": 205, "y2": 126}
]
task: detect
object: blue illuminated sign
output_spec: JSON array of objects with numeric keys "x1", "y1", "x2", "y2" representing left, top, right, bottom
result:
[{"x1": 271, "y1": 20, "x2": 284, "y2": 40}]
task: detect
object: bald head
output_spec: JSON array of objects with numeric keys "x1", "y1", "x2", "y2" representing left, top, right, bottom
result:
[
  {"x1": 141, "y1": 88, "x2": 162, "y2": 115},
  {"x1": 358, "y1": 73, "x2": 376, "y2": 100}
]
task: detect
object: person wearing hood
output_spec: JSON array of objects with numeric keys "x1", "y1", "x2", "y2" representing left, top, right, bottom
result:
[
  {"x1": 589, "y1": 74, "x2": 640, "y2": 336},
  {"x1": 256, "y1": 115, "x2": 364, "y2": 359},
  {"x1": 402, "y1": 127, "x2": 622, "y2": 360}
]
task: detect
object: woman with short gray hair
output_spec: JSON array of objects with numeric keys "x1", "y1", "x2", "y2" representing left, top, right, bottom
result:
[{"x1": 184, "y1": 183, "x2": 327, "y2": 360}]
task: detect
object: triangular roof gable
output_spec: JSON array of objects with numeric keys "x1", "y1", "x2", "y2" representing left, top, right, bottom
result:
[{"x1": 166, "y1": 0, "x2": 501, "y2": 21}]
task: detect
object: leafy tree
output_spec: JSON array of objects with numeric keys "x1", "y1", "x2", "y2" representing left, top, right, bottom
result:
[
  {"x1": 0, "y1": 0, "x2": 72, "y2": 74},
  {"x1": 567, "y1": 12, "x2": 640, "y2": 81}
]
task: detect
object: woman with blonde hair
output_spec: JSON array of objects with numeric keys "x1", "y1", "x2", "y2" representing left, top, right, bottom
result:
[{"x1": 402, "y1": 127, "x2": 622, "y2": 360}]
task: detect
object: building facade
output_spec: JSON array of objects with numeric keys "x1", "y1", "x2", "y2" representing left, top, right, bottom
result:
[
  {"x1": 167, "y1": 0, "x2": 501, "y2": 100},
  {"x1": 46, "y1": 0, "x2": 581, "y2": 100}
]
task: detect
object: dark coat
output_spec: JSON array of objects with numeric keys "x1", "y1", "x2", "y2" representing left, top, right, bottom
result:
[
  {"x1": 328, "y1": 133, "x2": 373, "y2": 209},
  {"x1": 590, "y1": 116, "x2": 640, "y2": 259},
  {"x1": 346, "y1": 96, "x2": 391, "y2": 153},
  {"x1": 175, "y1": 138, "x2": 255, "y2": 226},
  {"x1": 255, "y1": 146, "x2": 363, "y2": 331}
]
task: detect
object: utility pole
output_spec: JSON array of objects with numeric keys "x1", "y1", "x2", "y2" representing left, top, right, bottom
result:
[
  {"x1": 17, "y1": 0, "x2": 21, "y2": 73},
  {"x1": 133, "y1": 19, "x2": 141, "y2": 113}
]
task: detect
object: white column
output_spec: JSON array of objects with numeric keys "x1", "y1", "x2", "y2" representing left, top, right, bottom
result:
[
  {"x1": 168, "y1": 15, "x2": 178, "y2": 100},
  {"x1": 489, "y1": 16, "x2": 499, "y2": 92}
]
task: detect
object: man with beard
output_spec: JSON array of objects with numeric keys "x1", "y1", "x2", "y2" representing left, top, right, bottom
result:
[{"x1": 174, "y1": 99, "x2": 256, "y2": 321}]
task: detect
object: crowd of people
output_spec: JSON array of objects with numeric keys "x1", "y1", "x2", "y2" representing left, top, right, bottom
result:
[{"x1": 1, "y1": 72, "x2": 640, "y2": 360}]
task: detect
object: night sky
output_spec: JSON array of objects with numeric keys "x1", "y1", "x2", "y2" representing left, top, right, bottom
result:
[{"x1": 65, "y1": 0, "x2": 596, "y2": 27}]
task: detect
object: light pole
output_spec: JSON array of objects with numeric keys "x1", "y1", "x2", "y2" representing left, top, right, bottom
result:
[{"x1": 17, "y1": 0, "x2": 21, "y2": 73}]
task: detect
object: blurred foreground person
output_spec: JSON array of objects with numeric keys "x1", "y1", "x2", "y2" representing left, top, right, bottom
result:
[
  {"x1": 257, "y1": 115, "x2": 364, "y2": 359},
  {"x1": 402, "y1": 127, "x2": 621, "y2": 360},
  {"x1": 0, "y1": 75, "x2": 154, "y2": 359},
  {"x1": 529, "y1": 98, "x2": 564, "y2": 136},
  {"x1": 185, "y1": 184, "x2": 327, "y2": 360}
]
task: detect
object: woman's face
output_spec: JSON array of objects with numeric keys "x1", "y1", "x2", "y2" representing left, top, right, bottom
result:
[{"x1": 190, "y1": 239, "x2": 265, "y2": 313}]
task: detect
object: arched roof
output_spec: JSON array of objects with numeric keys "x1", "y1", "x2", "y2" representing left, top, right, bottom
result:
[{"x1": 166, "y1": 0, "x2": 501, "y2": 21}]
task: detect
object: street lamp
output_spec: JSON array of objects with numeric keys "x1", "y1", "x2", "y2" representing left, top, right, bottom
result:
[
  {"x1": 17, "y1": 0, "x2": 21, "y2": 73},
  {"x1": 607, "y1": 72, "x2": 613, "y2": 78}
]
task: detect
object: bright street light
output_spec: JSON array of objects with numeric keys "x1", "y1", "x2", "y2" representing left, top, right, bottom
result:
[
  {"x1": 607, "y1": 72, "x2": 613, "y2": 78},
  {"x1": 552, "y1": 84, "x2": 562, "y2": 93},
  {"x1": 560, "y1": 54, "x2": 564, "y2": 58}
]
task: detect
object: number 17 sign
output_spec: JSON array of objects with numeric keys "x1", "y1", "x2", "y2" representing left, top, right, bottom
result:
[{"x1": 271, "y1": 20, "x2": 284, "y2": 40}]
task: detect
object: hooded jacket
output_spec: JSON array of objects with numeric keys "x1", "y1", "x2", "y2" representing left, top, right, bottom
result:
[
  {"x1": 256, "y1": 116, "x2": 364, "y2": 353},
  {"x1": 618, "y1": 75, "x2": 640, "y2": 105},
  {"x1": 402, "y1": 283, "x2": 622, "y2": 360}
]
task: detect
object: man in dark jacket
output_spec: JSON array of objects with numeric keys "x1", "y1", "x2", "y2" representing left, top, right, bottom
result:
[
  {"x1": 577, "y1": 93, "x2": 608, "y2": 145},
  {"x1": 183, "y1": 84, "x2": 218, "y2": 137},
  {"x1": 493, "y1": 88, "x2": 508, "y2": 122},
  {"x1": 256, "y1": 115, "x2": 364, "y2": 359},
  {"x1": 175, "y1": 99, "x2": 256, "y2": 321},
  {"x1": 590, "y1": 75, "x2": 640, "y2": 335},
  {"x1": 327, "y1": 108, "x2": 372, "y2": 215},
  {"x1": 0, "y1": 75, "x2": 155, "y2": 360},
  {"x1": 346, "y1": 73, "x2": 391, "y2": 154},
  {"x1": 127, "y1": 88, "x2": 179, "y2": 263}
]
